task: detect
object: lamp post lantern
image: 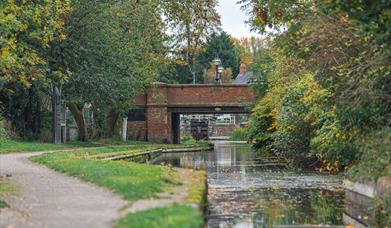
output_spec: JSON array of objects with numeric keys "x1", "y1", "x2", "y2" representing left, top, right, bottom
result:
[{"x1": 212, "y1": 57, "x2": 223, "y2": 84}]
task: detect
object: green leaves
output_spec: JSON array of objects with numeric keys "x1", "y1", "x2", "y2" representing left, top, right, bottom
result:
[
  {"x1": 60, "y1": 0, "x2": 166, "y2": 110},
  {"x1": 0, "y1": 0, "x2": 71, "y2": 87}
]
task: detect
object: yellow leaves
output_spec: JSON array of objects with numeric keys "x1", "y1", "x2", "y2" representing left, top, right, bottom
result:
[
  {"x1": 0, "y1": 0, "x2": 71, "y2": 87},
  {"x1": 58, "y1": 33, "x2": 66, "y2": 41},
  {"x1": 174, "y1": 59, "x2": 188, "y2": 65},
  {"x1": 267, "y1": 108, "x2": 279, "y2": 131},
  {"x1": 335, "y1": 131, "x2": 352, "y2": 140},
  {"x1": 1, "y1": 48, "x2": 11, "y2": 59},
  {"x1": 318, "y1": 159, "x2": 340, "y2": 173}
]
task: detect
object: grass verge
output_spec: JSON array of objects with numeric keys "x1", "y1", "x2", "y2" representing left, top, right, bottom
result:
[
  {"x1": 114, "y1": 204, "x2": 203, "y2": 228},
  {"x1": 0, "y1": 139, "x2": 207, "y2": 154},
  {"x1": 184, "y1": 170, "x2": 207, "y2": 205},
  {"x1": 0, "y1": 139, "x2": 152, "y2": 154},
  {"x1": 30, "y1": 145, "x2": 180, "y2": 201},
  {"x1": 0, "y1": 177, "x2": 18, "y2": 209}
]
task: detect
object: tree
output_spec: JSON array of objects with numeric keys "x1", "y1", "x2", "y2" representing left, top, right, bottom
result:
[
  {"x1": 0, "y1": 0, "x2": 71, "y2": 87},
  {"x1": 0, "y1": 1, "x2": 71, "y2": 140},
  {"x1": 162, "y1": 0, "x2": 221, "y2": 83},
  {"x1": 197, "y1": 32, "x2": 240, "y2": 79},
  {"x1": 50, "y1": 0, "x2": 167, "y2": 140},
  {"x1": 231, "y1": 36, "x2": 268, "y2": 66},
  {"x1": 243, "y1": 0, "x2": 391, "y2": 171},
  {"x1": 0, "y1": 82, "x2": 52, "y2": 140}
]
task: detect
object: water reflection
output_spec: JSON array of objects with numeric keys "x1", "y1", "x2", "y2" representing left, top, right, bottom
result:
[{"x1": 152, "y1": 142, "x2": 346, "y2": 227}]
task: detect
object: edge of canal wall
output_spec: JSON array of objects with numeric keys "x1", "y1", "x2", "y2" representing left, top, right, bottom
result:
[
  {"x1": 102, "y1": 144, "x2": 214, "y2": 161},
  {"x1": 343, "y1": 177, "x2": 391, "y2": 227}
]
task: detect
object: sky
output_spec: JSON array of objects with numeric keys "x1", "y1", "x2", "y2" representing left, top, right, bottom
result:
[{"x1": 217, "y1": 1, "x2": 261, "y2": 38}]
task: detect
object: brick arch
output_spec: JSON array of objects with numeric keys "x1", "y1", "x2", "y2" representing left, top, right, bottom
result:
[{"x1": 128, "y1": 83, "x2": 255, "y2": 143}]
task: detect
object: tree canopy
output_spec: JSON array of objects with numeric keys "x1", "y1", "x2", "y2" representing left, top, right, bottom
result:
[
  {"x1": 0, "y1": 0, "x2": 71, "y2": 87},
  {"x1": 241, "y1": 0, "x2": 390, "y2": 175}
]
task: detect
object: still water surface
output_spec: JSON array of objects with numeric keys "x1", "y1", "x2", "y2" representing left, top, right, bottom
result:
[{"x1": 152, "y1": 142, "x2": 346, "y2": 228}]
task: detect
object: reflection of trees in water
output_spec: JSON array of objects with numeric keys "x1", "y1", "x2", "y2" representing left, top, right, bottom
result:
[
  {"x1": 208, "y1": 188, "x2": 344, "y2": 227},
  {"x1": 153, "y1": 145, "x2": 345, "y2": 227},
  {"x1": 153, "y1": 152, "x2": 209, "y2": 170}
]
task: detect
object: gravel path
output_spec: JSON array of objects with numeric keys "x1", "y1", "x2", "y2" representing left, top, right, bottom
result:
[{"x1": 0, "y1": 152, "x2": 127, "y2": 228}]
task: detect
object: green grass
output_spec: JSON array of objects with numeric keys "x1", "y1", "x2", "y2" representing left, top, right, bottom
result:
[
  {"x1": 30, "y1": 145, "x2": 181, "y2": 201},
  {"x1": 0, "y1": 200, "x2": 7, "y2": 209},
  {"x1": 184, "y1": 170, "x2": 207, "y2": 205},
  {"x1": 115, "y1": 204, "x2": 203, "y2": 228},
  {"x1": 0, "y1": 177, "x2": 18, "y2": 209},
  {"x1": 0, "y1": 139, "x2": 151, "y2": 154},
  {"x1": 0, "y1": 138, "x2": 206, "y2": 154}
]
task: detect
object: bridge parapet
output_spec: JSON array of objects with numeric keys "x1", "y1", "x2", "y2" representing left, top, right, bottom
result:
[{"x1": 135, "y1": 83, "x2": 254, "y2": 107}]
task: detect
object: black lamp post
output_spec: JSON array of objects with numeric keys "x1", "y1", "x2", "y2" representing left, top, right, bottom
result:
[
  {"x1": 212, "y1": 57, "x2": 224, "y2": 84},
  {"x1": 217, "y1": 65, "x2": 224, "y2": 84}
]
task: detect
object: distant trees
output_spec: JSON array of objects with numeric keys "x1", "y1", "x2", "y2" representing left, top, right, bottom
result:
[
  {"x1": 197, "y1": 32, "x2": 240, "y2": 79},
  {"x1": 161, "y1": 0, "x2": 221, "y2": 83},
  {"x1": 231, "y1": 37, "x2": 268, "y2": 66}
]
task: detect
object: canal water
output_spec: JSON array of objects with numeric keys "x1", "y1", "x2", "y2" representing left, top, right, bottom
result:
[{"x1": 152, "y1": 142, "x2": 346, "y2": 228}]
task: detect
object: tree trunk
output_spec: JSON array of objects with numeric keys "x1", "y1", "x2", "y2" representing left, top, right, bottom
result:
[
  {"x1": 106, "y1": 110, "x2": 119, "y2": 138},
  {"x1": 67, "y1": 104, "x2": 87, "y2": 141}
]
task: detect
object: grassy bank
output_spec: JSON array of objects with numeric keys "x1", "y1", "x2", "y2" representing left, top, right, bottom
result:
[
  {"x1": 0, "y1": 177, "x2": 18, "y2": 209},
  {"x1": 0, "y1": 139, "x2": 208, "y2": 154},
  {"x1": 30, "y1": 143, "x2": 207, "y2": 226},
  {"x1": 115, "y1": 204, "x2": 203, "y2": 228},
  {"x1": 30, "y1": 145, "x2": 180, "y2": 200},
  {"x1": 0, "y1": 139, "x2": 149, "y2": 154}
]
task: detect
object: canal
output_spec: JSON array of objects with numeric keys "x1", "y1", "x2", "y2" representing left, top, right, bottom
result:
[{"x1": 152, "y1": 142, "x2": 347, "y2": 227}]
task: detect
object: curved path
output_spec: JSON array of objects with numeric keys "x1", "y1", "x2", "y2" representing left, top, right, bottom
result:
[{"x1": 0, "y1": 152, "x2": 127, "y2": 228}]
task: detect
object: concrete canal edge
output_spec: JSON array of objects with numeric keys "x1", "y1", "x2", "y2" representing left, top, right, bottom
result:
[
  {"x1": 102, "y1": 144, "x2": 214, "y2": 161},
  {"x1": 343, "y1": 177, "x2": 391, "y2": 227}
]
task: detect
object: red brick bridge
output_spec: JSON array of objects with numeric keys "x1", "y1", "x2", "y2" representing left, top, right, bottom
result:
[{"x1": 127, "y1": 83, "x2": 255, "y2": 143}]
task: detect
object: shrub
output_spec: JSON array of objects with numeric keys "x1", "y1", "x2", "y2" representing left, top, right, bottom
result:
[
  {"x1": 180, "y1": 135, "x2": 196, "y2": 144},
  {"x1": 349, "y1": 127, "x2": 391, "y2": 182},
  {"x1": 229, "y1": 127, "x2": 249, "y2": 141}
]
